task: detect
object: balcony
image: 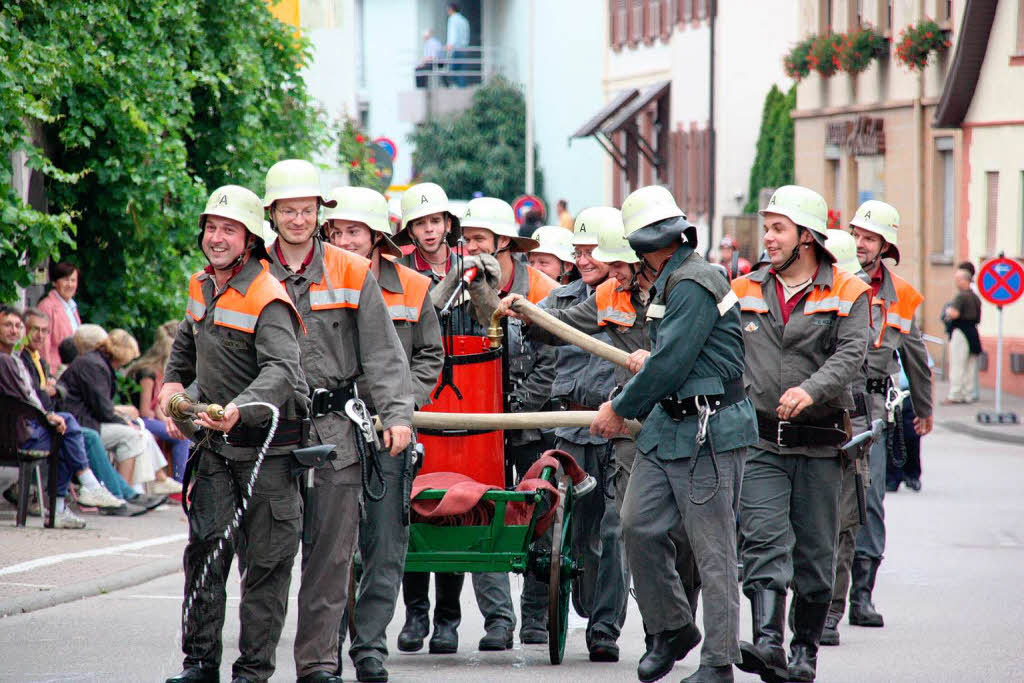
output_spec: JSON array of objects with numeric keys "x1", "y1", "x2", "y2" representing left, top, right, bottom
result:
[{"x1": 397, "y1": 45, "x2": 517, "y2": 125}]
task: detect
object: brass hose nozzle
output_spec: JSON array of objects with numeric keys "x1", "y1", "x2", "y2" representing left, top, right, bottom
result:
[
  {"x1": 488, "y1": 309, "x2": 504, "y2": 349},
  {"x1": 167, "y1": 392, "x2": 225, "y2": 421}
]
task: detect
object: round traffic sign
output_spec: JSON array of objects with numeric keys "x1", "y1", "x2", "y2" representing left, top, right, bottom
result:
[
  {"x1": 512, "y1": 195, "x2": 546, "y2": 224},
  {"x1": 373, "y1": 137, "x2": 397, "y2": 161},
  {"x1": 978, "y1": 257, "x2": 1024, "y2": 306}
]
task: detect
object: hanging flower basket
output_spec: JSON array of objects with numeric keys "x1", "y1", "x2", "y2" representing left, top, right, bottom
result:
[
  {"x1": 837, "y1": 26, "x2": 890, "y2": 74},
  {"x1": 895, "y1": 19, "x2": 952, "y2": 71},
  {"x1": 808, "y1": 33, "x2": 844, "y2": 78},
  {"x1": 784, "y1": 37, "x2": 815, "y2": 82}
]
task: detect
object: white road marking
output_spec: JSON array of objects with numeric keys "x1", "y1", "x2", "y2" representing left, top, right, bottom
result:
[
  {"x1": 0, "y1": 581, "x2": 57, "y2": 588},
  {"x1": 0, "y1": 533, "x2": 187, "y2": 577}
]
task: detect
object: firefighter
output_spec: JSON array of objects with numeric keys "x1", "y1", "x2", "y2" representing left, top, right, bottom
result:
[
  {"x1": 160, "y1": 185, "x2": 310, "y2": 683},
  {"x1": 717, "y1": 235, "x2": 752, "y2": 278},
  {"x1": 519, "y1": 208, "x2": 629, "y2": 657},
  {"x1": 583, "y1": 186, "x2": 756, "y2": 683},
  {"x1": 322, "y1": 186, "x2": 444, "y2": 683},
  {"x1": 391, "y1": 182, "x2": 470, "y2": 656},
  {"x1": 528, "y1": 224, "x2": 577, "y2": 284},
  {"x1": 815, "y1": 228, "x2": 870, "y2": 648},
  {"x1": 428, "y1": 195, "x2": 558, "y2": 651},
  {"x1": 731, "y1": 185, "x2": 870, "y2": 683},
  {"x1": 848, "y1": 200, "x2": 932, "y2": 630},
  {"x1": 258, "y1": 160, "x2": 414, "y2": 683}
]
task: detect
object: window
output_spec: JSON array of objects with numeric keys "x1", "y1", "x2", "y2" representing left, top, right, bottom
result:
[
  {"x1": 939, "y1": 147, "x2": 955, "y2": 256},
  {"x1": 1020, "y1": 171, "x2": 1024, "y2": 254},
  {"x1": 936, "y1": 0, "x2": 953, "y2": 24},
  {"x1": 630, "y1": 0, "x2": 644, "y2": 44},
  {"x1": 825, "y1": 156, "x2": 841, "y2": 219},
  {"x1": 850, "y1": 0, "x2": 863, "y2": 30},
  {"x1": 882, "y1": 0, "x2": 894, "y2": 33},
  {"x1": 1017, "y1": 0, "x2": 1024, "y2": 55},
  {"x1": 819, "y1": 0, "x2": 834, "y2": 33},
  {"x1": 986, "y1": 171, "x2": 999, "y2": 255}
]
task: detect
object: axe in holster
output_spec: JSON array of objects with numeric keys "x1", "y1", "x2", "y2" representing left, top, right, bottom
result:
[{"x1": 292, "y1": 444, "x2": 337, "y2": 545}]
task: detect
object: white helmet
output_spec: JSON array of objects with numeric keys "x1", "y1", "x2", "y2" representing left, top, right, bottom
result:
[
  {"x1": 199, "y1": 185, "x2": 267, "y2": 246},
  {"x1": 262, "y1": 159, "x2": 336, "y2": 209},
  {"x1": 825, "y1": 229, "x2": 862, "y2": 275},
  {"x1": 396, "y1": 182, "x2": 460, "y2": 246},
  {"x1": 621, "y1": 186, "x2": 697, "y2": 253},
  {"x1": 460, "y1": 197, "x2": 539, "y2": 252},
  {"x1": 322, "y1": 186, "x2": 402, "y2": 258},
  {"x1": 573, "y1": 207, "x2": 638, "y2": 264},
  {"x1": 849, "y1": 199, "x2": 900, "y2": 263},
  {"x1": 759, "y1": 185, "x2": 828, "y2": 237},
  {"x1": 530, "y1": 225, "x2": 575, "y2": 263}
]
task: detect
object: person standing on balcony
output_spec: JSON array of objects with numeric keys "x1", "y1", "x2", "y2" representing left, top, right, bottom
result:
[{"x1": 445, "y1": 3, "x2": 470, "y2": 87}]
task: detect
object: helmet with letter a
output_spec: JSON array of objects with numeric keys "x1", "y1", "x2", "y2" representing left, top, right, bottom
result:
[
  {"x1": 197, "y1": 185, "x2": 267, "y2": 252},
  {"x1": 395, "y1": 182, "x2": 462, "y2": 246},
  {"x1": 849, "y1": 199, "x2": 901, "y2": 263},
  {"x1": 759, "y1": 184, "x2": 832, "y2": 260},
  {"x1": 621, "y1": 185, "x2": 697, "y2": 254}
]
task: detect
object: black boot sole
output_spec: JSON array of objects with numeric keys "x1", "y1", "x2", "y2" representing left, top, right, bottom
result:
[
  {"x1": 396, "y1": 637, "x2": 424, "y2": 652},
  {"x1": 737, "y1": 646, "x2": 787, "y2": 683}
]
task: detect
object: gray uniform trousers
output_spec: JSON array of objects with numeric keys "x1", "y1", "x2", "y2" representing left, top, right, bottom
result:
[
  {"x1": 181, "y1": 450, "x2": 300, "y2": 682},
  {"x1": 294, "y1": 463, "x2": 362, "y2": 676},
  {"x1": 557, "y1": 438, "x2": 628, "y2": 642},
  {"x1": 622, "y1": 446, "x2": 745, "y2": 667},
  {"x1": 830, "y1": 460, "x2": 860, "y2": 618},
  {"x1": 347, "y1": 453, "x2": 408, "y2": 665},
  {"x1": 739, "y1": 448, "x2": 843, "y2": 605},
  {"x1": 854, "y1": 428, "x2": 888, "y2": 560}
]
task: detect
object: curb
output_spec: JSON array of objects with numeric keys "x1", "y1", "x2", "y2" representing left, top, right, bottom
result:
[
  {"x1": 0, "y1": 557, "x2": 181, "y2": 619},
  {"x1": 940, "y1": 420, "x2": 1024, "y2": 446}
]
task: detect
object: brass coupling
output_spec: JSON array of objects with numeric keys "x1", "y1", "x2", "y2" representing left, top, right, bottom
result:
[
  {"x1": 488, "y1": 308, "x2": 504, "y2": 349},
  {"x1": 167, "y1": 392, "x2": 225, "y2": 421}
]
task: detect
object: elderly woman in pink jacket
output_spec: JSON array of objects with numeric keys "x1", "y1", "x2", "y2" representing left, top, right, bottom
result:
[{"x1": 36, "y1": 261, "x2": 81, "y2": 371}]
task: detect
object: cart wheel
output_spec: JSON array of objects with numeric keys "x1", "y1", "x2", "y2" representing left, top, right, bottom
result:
[{"x1": 548, "y1": 475, "x2": 574, "y2": 665}]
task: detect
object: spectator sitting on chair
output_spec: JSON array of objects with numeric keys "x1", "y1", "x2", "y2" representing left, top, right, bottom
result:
[
  {"x1": 35, "y1": 261, "x2": 82, "y2": 372},
  {"x1": 53, "y1": 336, "x2": 163, "y2": 515},
  {"x1": 128, "y1": 321, "x2": 190, "y2": 484},
  {"x1": 0, "y1": 305, "x2": 123, "y2": 528},
  {"x1": 416, "y1": 29, "x2": 444, "y2": 88}
]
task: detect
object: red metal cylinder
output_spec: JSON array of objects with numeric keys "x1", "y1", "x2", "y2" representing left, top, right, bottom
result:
[{"x1": 418, "y1": 335, "x2": 505, "y2": 487}]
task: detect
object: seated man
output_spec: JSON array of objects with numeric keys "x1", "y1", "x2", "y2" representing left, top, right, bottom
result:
[{"x1": 0, "y1": 306, "x2": 123, "y2": 527}]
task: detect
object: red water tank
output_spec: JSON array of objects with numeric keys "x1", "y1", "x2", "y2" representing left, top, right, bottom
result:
[{"x1": 418, "y1": 335, "x2": 505, "y2": 487}]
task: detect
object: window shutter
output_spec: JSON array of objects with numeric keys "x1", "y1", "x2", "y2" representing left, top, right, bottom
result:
[{"x1": 986, "y1": 171, "x2": 999, "y2": 254}]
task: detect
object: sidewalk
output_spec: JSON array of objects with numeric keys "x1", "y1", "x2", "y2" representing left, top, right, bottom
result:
[
  {"x1": 0, "y1": 483, "x2": 186, "y2": 618},
  {"x1": 932, "y1": 378, "x2": 1024, "y2": 445}
]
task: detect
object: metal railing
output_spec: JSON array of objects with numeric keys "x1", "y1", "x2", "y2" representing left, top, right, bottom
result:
[{"x1": 407, "y1": 45, "x2": 517, "y2": 90}]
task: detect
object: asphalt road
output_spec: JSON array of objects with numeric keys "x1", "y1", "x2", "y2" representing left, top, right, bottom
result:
[{"x1": 2, "y1": 424, "x2": 1023, "y2": 682}]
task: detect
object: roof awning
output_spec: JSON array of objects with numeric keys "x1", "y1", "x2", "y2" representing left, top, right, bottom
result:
[
  {"x1": 570, "y1": 82, "x2": 671, "y2": 191},
  {"x1": 933, "y1": 0, "x2": 998, "y2": 128},
  {"x1": 570, "y1": 89, "x2": 639, "y2": 139}
]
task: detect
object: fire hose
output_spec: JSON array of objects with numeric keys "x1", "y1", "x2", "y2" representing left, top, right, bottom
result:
[{"x1": 373, "y1": 410, "x2": 642, "y2": 436}]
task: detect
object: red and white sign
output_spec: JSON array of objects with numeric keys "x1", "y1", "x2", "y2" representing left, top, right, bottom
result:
[
  {"x1": 978, "y1": 257, "x2": 1024, "y2": 307},
  {"x1": 512, "y1": 195, "x2": 546, "y2": 224}
]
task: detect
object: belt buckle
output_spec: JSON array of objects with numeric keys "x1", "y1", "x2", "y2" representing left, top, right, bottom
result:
[
  {"x1": 311, "y1": 388, "x2": 329, "y2": 417},
  {"x1": 777, "y1": 420, "x2": 790, "y2": 448}
]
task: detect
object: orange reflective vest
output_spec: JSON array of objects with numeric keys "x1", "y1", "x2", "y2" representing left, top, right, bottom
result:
[
  {"x1": 594, "y1": 278, "x2": 637, "y2": 327},
  {"x1": 872, "y1": 271, "x2": 923, "y2": 348},
  {"x1": 187, "y1": 260, "x2": 302, "y2": 333},
  {"x1": 525, "y1": 266, "x2": 557, "y2": 304},
  {"x1": 731, "y1": 265, "x2": 870, "y2": 318},
  {"x1": 382, "y1": 262, "x2": 432, "y2": 323},
  {"x1": 309, "y1": 244, "x2": 371, "y2": 311}
]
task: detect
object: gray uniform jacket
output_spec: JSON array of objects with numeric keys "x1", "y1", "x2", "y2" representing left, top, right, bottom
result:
[
  {"x1": 611, "y1": 246, "x2": 757, "y2": 460},
  {"x1": 165, "y1": 256, "x2": 310, "y2": 460},
  {"x1": 267, "y1": 240, "x2": 413, "y2": 470},
  {"x1": 541, "y1": 278, "x2": 616, "y2": 445},
  {"x1": 358, "y1": 256, "x2": 444, "y2": 410},
  {"x1": 504, "y1": 259, "x2": 557, "y2": 446},
  {"x1": 734, "y1": 263, "x2": 871, "y2": 457},
  {"x1": 866, "y1": 265, "x2": 933, "y2": 421}
]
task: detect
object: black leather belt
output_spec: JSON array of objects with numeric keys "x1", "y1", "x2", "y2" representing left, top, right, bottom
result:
[
  {"x1": 866, "y1": 377, "x2": 890, "y2": 395},
  {"x1": 224, "y1": 418, "x2": 308, "y2": 448},
  {"x1": 659, "y1": 378, "x2": 746, "y2": 420},
  {"x1": 757, "y1": 413, "x2": 848, "y2": 448},
  {"x1": 310, "y1": 384, "x2": 355, "y2": 418}
]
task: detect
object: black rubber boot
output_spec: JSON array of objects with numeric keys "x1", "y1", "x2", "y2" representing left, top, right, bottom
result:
[
  {"x1": 681, "y1": 664, "x2": 734, "y2": 682},
  {"x1": 848, "y1": 557, "x2": 884, "y2": 627},
  {"x1": 636, "y1": 623, "x2": 701, "y2": 682},
  {"x1": 429, "y1": 572, "x2": 464, "y2": 653},
  {"x1": 787, "y1": 599, "x2": 830, "y2": 681},
  {"x1": 736, "y1": 588, "x2": 788, "y2": 683},
  {"x1": 398, "y1": 572, "x2": 430, "y2": 652},
  {"x1": 819, "y1": 612, "x2": 841, "y2": 646}
]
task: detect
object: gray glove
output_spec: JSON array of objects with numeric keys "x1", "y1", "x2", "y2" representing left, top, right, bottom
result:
[{"x1": 428, "y1": 253, "x2": 502, "y2": 312}]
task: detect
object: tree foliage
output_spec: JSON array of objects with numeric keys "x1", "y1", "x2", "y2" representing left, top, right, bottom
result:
[
  {"x1": 409, "y1": 77, "x2": 542, "y2": 202},
  {"x1": 744, "y1": 85, "x2": 796, "y2": 214},
  {"x1": 0, "y1": 0, "x2": 329, "y2": 344}
]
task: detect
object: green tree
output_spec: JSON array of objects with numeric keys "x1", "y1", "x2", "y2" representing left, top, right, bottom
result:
[
  {"x1": 409, "y1": 77, "x2": 542, "y2": 202},
  {"x1": 743, "y1": 85, "x2": 796, "y2": 213},
  {"x1": 0, "y1": 0, "x2": 328, "y2": 346}
]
